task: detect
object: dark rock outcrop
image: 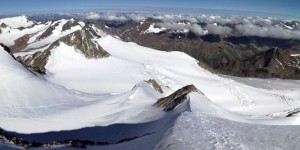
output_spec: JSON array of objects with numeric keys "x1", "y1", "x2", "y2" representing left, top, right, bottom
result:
[
  {"x1": 0, "y1": 22, "x2": 8, "y2": 28},
  {"x1": 16, "y1": 50, "x2": 51, "y2": 74},
  {"x1": 45, "y1": 25, "x2": 109, "y2": 58},
  {"x1": 218, "y1": 48, "x2": 300, "y2": 79},
  {"x1": 17, "y1": 24, "x2": 109, "y2": 73},
  {"x1": 0, "y1": 23, "x2": 9, "y2": 34},
  {"x1": 9, "y1": 34, "x2": 31, "y2": 52},
  {"x1": 153, "y1": 85, "x2": 200, "y2": 111},
  {"x1": 286, "y1": 108, "x2": 300, "y2": 117},
  {"x1": 37, "y1": 21, "x2": 60, "y2": 41},
  {"x1": 62, "y1": 19, "x2": 81, "y2": 32},
  {"x1": 0, "y1": 43, "x2": 14, "y2": 57},
  {"x1": 1, "y1": 43, "x2": 45, "y2": 74},
  {"x1": 145, "y1": 79, "x2": 163, "y2": 93}
]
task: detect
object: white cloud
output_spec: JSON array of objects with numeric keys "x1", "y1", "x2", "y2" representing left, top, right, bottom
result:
[
  {"x1": 156, "y1": 22, "x2": 207, "y2": 35},
  {"x1": 84, "y1": 12, "x2": 129, "y2": 21},
  {"x1": 235, "y1": 23, "x2": 300, "y2": 40},
  {"x1": 206, "y1": 24, "x2": 232, "y2": 35},
  {"x1": 85, "y1": 12, "x2": 101, "y2": 20},
  {"x1": 189, "y1": 24, "x2": 207, "y2": 35},
  {"x1": 75, "y1": 11, "x2": 300, "y2": 39}
]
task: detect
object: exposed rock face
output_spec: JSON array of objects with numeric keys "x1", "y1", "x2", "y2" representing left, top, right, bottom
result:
[
  {"x1": 219, "y1": 48, "x2": 300, "y2": 79},
  {"x1": 10, "y1": 34, "x2": 30, "y2": 52},
  {"x1": 286, "y1": 108, "x2": 300, "y2": 117},
  {"x1": 55, "y1": 25, "x2": 108, "y2": 58},
  {"x1": 1, "y1": 43, "x2": 44, "y2": 74},
  {"x1": 36, "y1": 22, "x2": 60, "y2": 41},
  {"x1": 17, "y1": 24, "x2": 109, "y2": 74},
  {"x1": 96, "y1": 18, "x2": 300, "y2": 79},
  {"x1": 153, "y1": 85, "x2": 200, "y2": 111},
  {"x1": 0, "y1": 22, "x2": 8, "y2": 28},
  {"x1": 145, "y1": 79, "x2": 163, "y2": 93},
  {"x1": 0, "y1": 23, "x2": 8, "y2": 34},
  {"x1": 62, "y1": 20, "x2": 80, "y2": 32},
  {"x1": 0, "y1": 43, "x2": 14, "y2": 57},
  {"x1": 16, "y1": 50, "x2": 51, "y2": 74}
]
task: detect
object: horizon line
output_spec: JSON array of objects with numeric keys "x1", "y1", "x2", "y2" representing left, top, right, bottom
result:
[{"x1": 0, "y1": 6, "x2": 298, "y2": 20}]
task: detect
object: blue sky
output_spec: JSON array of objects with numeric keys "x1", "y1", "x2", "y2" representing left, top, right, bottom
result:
[{"x1": 0, "y1": 0, "x2": 299, "y2": 18}]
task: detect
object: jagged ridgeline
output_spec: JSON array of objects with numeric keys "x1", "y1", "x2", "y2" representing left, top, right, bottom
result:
[{"x1": 2, "y1": 18, "x2": 111, "y2": 73}]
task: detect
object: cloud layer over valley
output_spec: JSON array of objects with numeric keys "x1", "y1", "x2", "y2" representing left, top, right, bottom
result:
[{"x1": 18, "y1": 11, "x2": 300, "y2": 40}]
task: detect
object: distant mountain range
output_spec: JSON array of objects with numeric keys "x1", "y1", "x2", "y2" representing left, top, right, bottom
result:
[
  {"x1": 95, "y1": 18, "x2": 300, "y2": 79},
  {"x1": 1, "y1": 15, "x2": 299, "y2": 79}
]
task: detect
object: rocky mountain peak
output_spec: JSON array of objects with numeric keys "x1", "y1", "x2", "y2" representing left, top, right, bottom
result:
[
  {"x1": 153, "y1": 85, "x2": 201, "y2": 111},
  {"x1": 62, "y1": 19, "x2": 81, "y2": 32},
  {"x1": 36, "y1": 21, "x2": 60, "y2": 41},
  {"x1": 50, "y1": 25, "x2": 109, "y2": 58},
  {"x1": 17, "y1": 23, "x2": 110, "y2": 74}
]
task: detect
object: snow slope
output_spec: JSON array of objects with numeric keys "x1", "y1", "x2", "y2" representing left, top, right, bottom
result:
[
  {"x1": 0, "y1": 22, "x2": 48, "y2": 46},
  {"x1": 45, "y1": 35, "x2": 300, "y2": 121},
  {"x1": 157, "y1": 112, "x2": 300, "y2": 150},
  {"x1": 0, "y1": 17, "x2": 85, "y2": 52},
  {"x1": 0, "y1": 46, "x2": 165, "y2": 133},
  {"x1": 2, "y1": 23, "x2": 300, "y2": 149},
  {"x1": 0, "y1": 16, "x2": 34, "y2": 28}
]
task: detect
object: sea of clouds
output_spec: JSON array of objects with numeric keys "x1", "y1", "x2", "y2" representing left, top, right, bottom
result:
[{"x1": 44, "y1": 11, "x2": 300, "y2": 40}]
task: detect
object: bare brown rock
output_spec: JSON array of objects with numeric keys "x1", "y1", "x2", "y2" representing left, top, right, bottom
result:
[
  {"x1": 145, "y1": 79, "x2": 163, "y2": 93},
  {"x1": 153, "y1": 85, "x2": 201, "y2": 111}
]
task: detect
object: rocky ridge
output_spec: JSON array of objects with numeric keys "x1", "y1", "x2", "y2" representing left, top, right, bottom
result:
[
  {"x1": 96, "y1": 18, "x2": 300, "y2": 79},
  {"x1": 13, "y1": 20, "x2": 110, "y2": 73}
]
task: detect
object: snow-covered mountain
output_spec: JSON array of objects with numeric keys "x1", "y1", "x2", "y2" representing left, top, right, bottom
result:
[
  {"x1": 0, "y1": 17, "x2": 109, "y2": 73},
  {"x1": 1, "y1": 16, "x2": 300, "y2": 149},
  {"x1": 0, "y1": 16, "x2": 34, "y2": 29}
]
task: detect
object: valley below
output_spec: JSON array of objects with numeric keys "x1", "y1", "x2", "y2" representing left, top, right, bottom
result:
[{"x1": 0, "y1": 13, "x2": 300, "y2": 149}]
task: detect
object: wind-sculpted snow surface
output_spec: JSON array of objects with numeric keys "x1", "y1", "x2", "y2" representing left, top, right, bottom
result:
[
  {"x1": 1, "y1": 18, "x2": 300, "y2": 149},
  {"x1": 43, "y1": 35, "x2": 300, "y2": 121},
  {"x1": 0, "y1": 45, "x2": 165, "y2": 134},
  {"x1": 157, "y1": 112, "x2": 300, "y2": 150}
]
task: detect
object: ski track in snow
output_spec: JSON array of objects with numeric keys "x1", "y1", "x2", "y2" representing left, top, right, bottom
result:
[{"x1": 157, "y1": 112, "x2": 300, "y2": 150}]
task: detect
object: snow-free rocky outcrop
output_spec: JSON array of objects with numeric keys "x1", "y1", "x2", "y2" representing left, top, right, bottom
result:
[
  {"x1": 219, "y1": 47, "x2": 300, "y2": 79},
  {"x1": 153, "y1": 85, "x2": 200, "y2": 112},
  {"x1": 0, "y1": 43, "x2": 13, "y2": 56},
  {"x1": 145, "y1": 79, "x2": 164, "y2": 93}
]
